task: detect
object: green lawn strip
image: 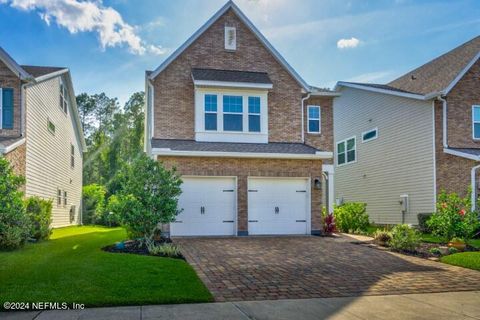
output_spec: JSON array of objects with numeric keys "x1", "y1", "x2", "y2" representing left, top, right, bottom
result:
[
  {"x1": 421, "y1": 233, "x2": 480, "y2": 249},
  {"x1": 0, "y1": 226, "x2": 212, "y2": 308},
  {"x1": 441, "y1": 252, "x2": 480, "y2": 271}
]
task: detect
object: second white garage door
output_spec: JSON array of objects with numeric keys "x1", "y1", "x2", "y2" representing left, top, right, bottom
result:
[
  {"x1": 248, "y1": 178, "x2": 310, "y2": 235},
  {"x1": 171, "y1": 177, "x2": 236, "y2": 236}
]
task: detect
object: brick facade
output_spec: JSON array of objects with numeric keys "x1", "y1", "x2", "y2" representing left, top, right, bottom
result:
[
  {"x1": 151, "y1": 8, "x2": 305, "y2": 143},
  {"x1": 0, "y1": 60, "x2": 22, "y2": 137},
  {"x1": 304, "y1": 96, "x2": 334, "y2": 164},
  {"x1": 4, "y1": 143, "x2": 26, "y2": 190},
  {"x1": 158, "y1": 156, "x2": 324, "y2": 234}
]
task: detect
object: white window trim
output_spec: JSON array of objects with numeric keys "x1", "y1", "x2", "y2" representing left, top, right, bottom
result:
[
  {"x1": 248, "y1": 97, "x2": 261, "y2": 132},
  {"x1": 0, "y1": 88, "x2": 3, "y2": 130},
  {"x1": 223, "y1": 95, "x2": 244, "y2": 132},
  {"x1": 224, "y1": 26, "x2": 237, "y2": 51},
  {"x1": 472, "y1": 105, "x2": 480, "y2": 140},
  {"x1": 307, "y1": 105, "x2": 321, "y2": 134},
  {"x1": 361, "y1": 127, "x2": 378, "y2": 143},
  {"x1": 336, "y1": 136, "x2": 357, "y2": 167},
  {"x1": 204, "y1": 94, "x2": 218, "y2": 132},
  {"x1": 60, "y1": 78, "x2": 68, "y2": 115}
]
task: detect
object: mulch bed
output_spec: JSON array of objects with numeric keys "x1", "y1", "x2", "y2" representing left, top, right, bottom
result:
[
  {"x1": 351, "y1": 240, "x2": 479, "y2": 260},
  {"x1": 102, "y1": 238, "x2": 185, "y2": 260}
]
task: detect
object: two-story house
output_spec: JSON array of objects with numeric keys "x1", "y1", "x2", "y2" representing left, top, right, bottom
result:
[
  {"x1": 0, "y1": 47, "x2": 86, "y2": 227},
  {"x1": 145, "y1": 1, "x2": 336, "y2": 236},
  {"x1": 333, "y1": 36, "x2": 480, "y2": 225}
]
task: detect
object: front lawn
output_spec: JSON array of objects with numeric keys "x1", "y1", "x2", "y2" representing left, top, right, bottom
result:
[
  {"x1": 0, "y1": 226, "x2": 212, "y2": 308},
  {"x1": 421, "y1": 233, "x2": 480, "y2": 249},
  {"x1": 441, "y1": 252, "x2": 480, "y2": 271}
]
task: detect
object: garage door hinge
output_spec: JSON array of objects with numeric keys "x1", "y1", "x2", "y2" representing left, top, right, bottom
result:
[
  {"x1": 248, "y1": 189, "x2": 258, "y2": 192},
  {"x1": 222, "y1": 220, "x2": 234, "y2": 223},
  {"x1": 296, "y1": 190, "x2": 307, "y2": 193},
  {"x1": 248, "y1": 220, "x2": 258, "y2": 223},
  {"x1": 223, "y1": 189, "x2": 234, "y2": 192},
  {"x1": 296, "y1": 220, "x2": 306, "y2": 222}
]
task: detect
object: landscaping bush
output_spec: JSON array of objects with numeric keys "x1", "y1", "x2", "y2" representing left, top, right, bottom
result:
[
  {"x1": 25, "y1": 196, "x2": 52, "y2": 241},
  {"x1": 333, "y1": 202, "x2": 369, "y2": 233},
  {"x1": 388, "y1": 224, "x2": 421, "y2": 252},
  {"x1": 427, "y1": 190, "x2": 480, "y2": 241},
  {"x1": 417, "y1": 213, "x2": 432, "y2": 233},
  {"x1": 147, "y1": 243, "x2": 182, "y2": 258},
  {"x1": 322, "y1": 207, "x2": 336, "y2": 235},
  {"x1": 373, "y1": 229, "x2": 392, "y2": 246},
  {"x1": 0, "y1": 157, "x2": 30, "y2": 250},
  {"x1": 103, "y1": 195, "x2": 122, "y2": 227},
  {"x1": 82, "y1": 184, "x2": 106, "y2": 225},
  {"x1": 429, "y1": 247, "x2": 441, "y2": 256},
  {"x1": 114, "y1": 154, "x2": 182, "y2": 246}
]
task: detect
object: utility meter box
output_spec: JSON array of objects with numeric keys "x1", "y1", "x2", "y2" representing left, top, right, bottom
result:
[{"x1": 400, "y1": 194, "x2": 409, "y2": 223}]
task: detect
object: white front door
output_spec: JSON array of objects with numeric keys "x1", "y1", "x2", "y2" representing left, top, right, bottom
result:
[
  {"x1": 248, "y1": 178, "x2": 309, "y2": 235},
  {"x1": 171, "y1": 177, "x2": 236, "y2": 236}
]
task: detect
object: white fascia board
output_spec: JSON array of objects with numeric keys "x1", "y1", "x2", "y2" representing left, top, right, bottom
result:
[
  {"x1": 193, "y1": 80, "x2": 273, "y2": 89},
  {"x1": 152, "y1": 148, "x2": 333, "y2": 160},
  {"x1": 33, "y1": 68, "x2": 69, "y2": 83},
  {"x1": 309, "y1": 91, "x2": 341, "y2": 97},
  {"x1": 444, "y1": 51, "x2": 480, "y2": 95},
  {"x1": 0, "y1": 47, "x2": 31, "y2": 80},
  {"x1": 147, "y1": 1, "x2": 310, "y2": 92},
  {"x1": 336, "y1": 81, "x2": 428, "y2": 100},
  {"x1": 443, "y1": 148, "x2": 480, "y2": 161},
  {"x1": 0, "y1": 138, "x2": 26, "y2": 154}
]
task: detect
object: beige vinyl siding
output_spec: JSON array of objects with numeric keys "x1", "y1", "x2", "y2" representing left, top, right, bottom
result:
[
  {"x1": 25, "y1": 76, "x2": 82, "y2": 227},
  {"x1": 333, "y1": 87, "x2": 435, "y2": 225}
]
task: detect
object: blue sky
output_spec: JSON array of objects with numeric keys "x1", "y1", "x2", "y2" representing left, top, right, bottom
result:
[{"x1": 0, "y1": 0, "x2": 479, "y2": 104}]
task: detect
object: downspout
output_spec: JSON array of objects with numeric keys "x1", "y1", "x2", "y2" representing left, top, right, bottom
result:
[
  {"x1": 438, "y1": 96, "x2": 448, "y2": 148},
  {"x1": 21, "y1": 83, "x2": 28, "y2": 137},
  {"x1": 301, "y1": 93, "x2": 311, "y2": 143},
  {"x1": 471, "y1": 164, "x2": 480, "y2": 212}
]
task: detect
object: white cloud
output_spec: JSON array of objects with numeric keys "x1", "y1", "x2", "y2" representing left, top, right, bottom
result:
[
  {"x1": 337, "y1": 37, "x2": 360, "y2": 49},
  {"x1": 1, "y1": 0, "x2": 165, "y2": 55}
]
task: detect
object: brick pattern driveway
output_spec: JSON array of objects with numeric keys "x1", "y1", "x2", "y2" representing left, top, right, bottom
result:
[{"x1": 175, "y1": 236, "x2": 480, "y2": 302}]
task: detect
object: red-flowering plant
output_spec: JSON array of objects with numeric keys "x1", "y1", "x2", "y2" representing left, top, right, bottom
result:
[
  {"x1": 427, "y1": 190, "x2": 479, "y2": 241},
  {"x1": 322, "y1": 207, "x2": 336, "y2": 235}
]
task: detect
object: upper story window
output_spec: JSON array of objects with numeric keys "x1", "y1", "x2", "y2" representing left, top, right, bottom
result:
[
  {"x1": 307, "y1": 105, "x2": 321, "y2": 133},
  {"x1": 248, "y1": 97, "x2": 261, "y2": 132},
  {"x1": 473, "y1": 106, "x2": 480, "y2": 139},
  {"x1": 224, "y1": 26, "x2": 236, "y2": 50},
  {"x1": 223, "y1": 95, "x2": 243, "y2": 131},
  {"x1": 204, "y1": 94, "x2": 217, "y2": 131},
  {"x1": 362, "y1": 128, "x2": 378, "y2": 143},
  {"x1": 71, "y1": 144, "x2": 75, "y2": 168},
  {"x1": 47, "y1": 118, "x2": 56, "y2": 135},
  {"x1": 337, "y1": 136, "x2": 356, "y2": 166},
  {"x1": 64, "y1": 191, "x2": 68, "y2": 207},
  {"x1": 0, "y1": 88, "x2": 14, "y2": 129},
  {"x1": 60, "y1": 79, "x2": 68, "y2": 115},
  {"x1": 57, "y1": 189, "x2": 62, "y2": 207}
]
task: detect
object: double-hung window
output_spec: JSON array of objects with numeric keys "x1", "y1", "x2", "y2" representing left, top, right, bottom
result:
[
  {"x1": 60, "y1": 79, "x2": 68, "y2": 114},
  {"x1": 223, "y1": 95, "x2": 243, "y2": 131},
  {"x1": 307, "y1": 105, "x2": 320, "y2": 133},
  {"x1": 0, "y1": 88, "x2": 14, "y2": 129},
  {"x1": 337, "y1": 136, "x2": 356, "y2": 166},
  {"x1": 57, "y1": 189, "x2": 62, "y2": 206},
  {"x1": 64, "y1": 191, "x2": 68, "y2": 207},
  {"x1": 248, "y1": 97, "x2": 261, "y2": 132},
  {"x1": 473, "y1": 106, "x2": 480, "y2": 139},
  {"x1": 204, "y1": 94, "x2": 217, "y2": 131},
  {"x1": 71, "y1": 144, "x2": 75, "y2": 168}
]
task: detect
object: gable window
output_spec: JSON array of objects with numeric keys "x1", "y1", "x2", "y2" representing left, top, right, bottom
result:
[
  {"x1": 0, "y1": 88, "x2": 14, "y2": 129},
  {"x1": 248, "y1": 97, "x2": 261, "y2": 132},
  {"x1": 204, "y1": 94, "x2": 217, "y2": 131},
  {"x1": 57, "y1": 189, "x2": 62, "y2": 206},
  {"x1": 60, "y1": 79, "x2": 68, "y2": 115},
  {"x1": 71, "y1": 144, "x2": 75, "y2": 168},
  {"x1": 223, "y1": 95, "x2": 243, "y2": 131},
  {"x1": 362, "y1": 128, "x2": 378, "y2": 143},
  {"x1": 473, "y1": 106, "x2": 480, "y2": 139},
  {"x1": 307, "y1": 105, "x2": 321, "y2": 133},
  {"x1": 224, "y1": 26, "x2": 236, "y2": 50},
  {"x1": 337, "y1": 136, "x2": 356, "y2": 166}
]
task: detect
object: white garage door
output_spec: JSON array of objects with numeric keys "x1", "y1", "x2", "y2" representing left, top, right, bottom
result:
[
  {"x1": 171, "y1": 177, "x2": 236, "y2": 236},
  {"x1": 248, "y1": 178, "x2": 309, "y2": 235}
]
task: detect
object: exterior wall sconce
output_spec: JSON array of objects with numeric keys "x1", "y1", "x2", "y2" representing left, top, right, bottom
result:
[{"x1": 314, "y1": 177, "x2": 322, "y2": 189}]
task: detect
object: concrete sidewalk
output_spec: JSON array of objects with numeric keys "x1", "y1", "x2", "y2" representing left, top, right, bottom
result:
[{"x1": 3, "y1": 291, "x2": 480, "y2": 320}]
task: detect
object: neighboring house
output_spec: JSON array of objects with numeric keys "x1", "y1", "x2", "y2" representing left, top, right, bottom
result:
[
  {"x1": 0, "y1": 47, "x2": 86, "y2": 227},
  {"x1": 333, "y1": 36, "x2": 480, "y2": 225},
  {"x1": 145, "y1": 1, "x2": 337, "y2": 236}
]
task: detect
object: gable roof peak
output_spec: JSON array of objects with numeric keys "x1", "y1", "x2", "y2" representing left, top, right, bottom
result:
[{"x1": 147, "y1": 1, "x2": 309, "y2": 91}]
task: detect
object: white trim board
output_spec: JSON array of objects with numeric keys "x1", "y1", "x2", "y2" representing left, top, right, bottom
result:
[
  {"x1": 444, "y1": 51, "x2": 480, "y2": 95},
  {"x1": 0, "y1": 138, "x2": 26, "y2": 154},
  {"x1": 147, "y1": 1, "x2": 310, "y2": 91},
  {"x1": 193, "y1": 80, "x2": 273, "y2": 90},
  {"x1": 443, "y1": 148, "x2": 480, "y2": 161},
  {"x1": 151, "y1": 148, "x2": 333, "y2": 160},
  {"x1": 336, "y1": 82, "x2": 428, "y2": 100}
]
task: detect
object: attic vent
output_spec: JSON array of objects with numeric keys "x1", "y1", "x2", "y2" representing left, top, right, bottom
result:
[
  {"x1": 410, "y1": 75, "x2": 417, "y2": 80},
  {"x1": 225, "y1": 26, "x2": 236, "y2": 50}
]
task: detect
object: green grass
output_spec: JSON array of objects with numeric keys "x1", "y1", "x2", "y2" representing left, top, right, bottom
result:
[
  {"x1": 441, "y1": 252, "x2": 480, "y2": 271},
  {"x1": 0, "y1": 226, "x2": 212, "y2": 308},
  {"x1": 420, "y1": 233, "x2": 480, "y2": 249}
]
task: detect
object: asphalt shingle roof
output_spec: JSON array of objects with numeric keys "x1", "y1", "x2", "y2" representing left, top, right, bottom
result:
[
  {"x1": 388, "y1": 36, "x2": 480, "y2": 95},
  {"x1": 340, "y1": 82, "x2": 418, "y2": 94},
  {"x1": 0, "y1": 136, "x2": 23, "y2": 149},
  {"x1": 21, "y1": 65, "x2": 66, "y2": 78},
  {"x1": 151, "y1": 139, "x2": 322, "y2": 154},
  {"x1": 191, "y1": 68, "x2": 272, "y2": 84}
]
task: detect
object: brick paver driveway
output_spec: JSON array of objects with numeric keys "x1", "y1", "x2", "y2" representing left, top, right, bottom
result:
[{"x1": 175, "y1": 236, "x2": 480, "y2": 302}]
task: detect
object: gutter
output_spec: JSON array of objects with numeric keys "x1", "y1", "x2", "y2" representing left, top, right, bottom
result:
[{"x1": 301, "y1": 93, "x2": 311, "y2": 143}]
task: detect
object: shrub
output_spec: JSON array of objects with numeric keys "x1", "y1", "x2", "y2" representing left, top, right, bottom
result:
[
  {"x1": 322, "y1": 207, "x2": 336, "y2": 234},
  {"x1": 82, "y1": 184, "x2": 106, "y2": 225},
  {"x1": 417, "y1": 213, "x2": 432, "y2": 233},
  {"x1": 373, "y1": 229, "x2": 392, "y2": 246},
  {"x1": 448, "y1": 247, "x2": 459, "y2": 255},
  {"x1": 429, "y1": 247, "x2": 441, "y2": 256},
  {"x1": 450, "y1": 237, "x2": 465, "y2": 244},
  {"x1": 388, "y1": 224, "x2": 421, "y2": 252},
  {"x1": 427, "y1": 190, "x2": 480, "y2": 240},
  {"x1": 333, "y1": 202, "x2": 369, "y2": 233},
  {"x1": 0, "y1": 157, "x2": 30, "y2": 250},
  {"x1": 114, "y1": 154, "x2": 182, "y2": 246},
  {"x1": 147, "y1": 243, "x2": 181, "y2": 258},
  {"x1": 103, "y1": 195, "x2": 122, "y2": 227},
  {"x1": 25, "y1": 196, "x2": 52, "y2": 241}
]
